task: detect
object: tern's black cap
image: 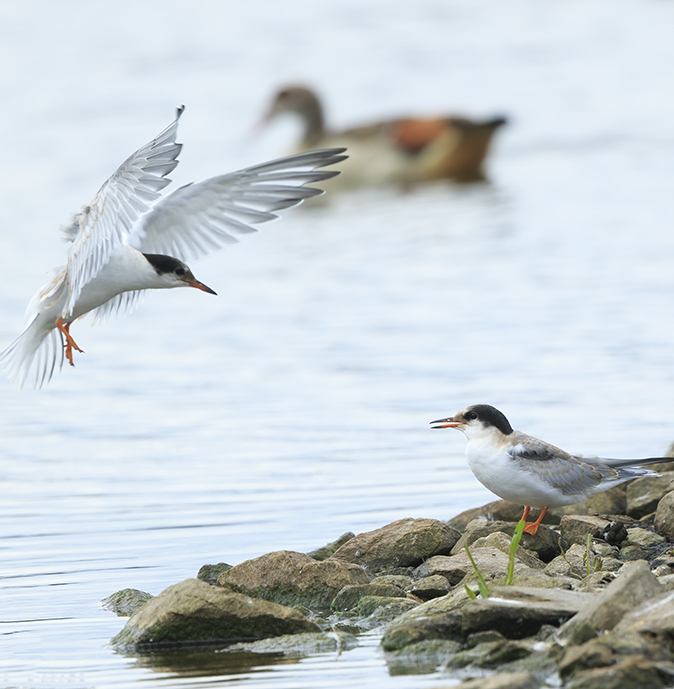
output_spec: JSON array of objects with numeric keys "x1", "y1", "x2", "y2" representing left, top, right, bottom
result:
[
  {"x1": 143, "y1": 253, "x2": 188, "y2": 275},
  {"x1": 463, "y1": 404, "x2": 513, "y2": 435}
]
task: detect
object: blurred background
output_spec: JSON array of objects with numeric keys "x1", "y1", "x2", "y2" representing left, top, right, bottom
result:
[{"x1": 2, "y1": 1, "x2": 674, "y2": 687}]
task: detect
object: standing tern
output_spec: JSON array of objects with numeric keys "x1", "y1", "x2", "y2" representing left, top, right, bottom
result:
[
  {"x1": 0, "y1": 106, "x2": 346, "y2": 389},
  {"x1": 431, "y1": 403, "x2": 673, "y2": 534}
]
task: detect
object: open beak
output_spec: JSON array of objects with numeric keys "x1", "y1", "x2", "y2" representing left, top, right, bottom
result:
[
  {"x1": 187, "y1": 280, "x2": 217, "y2": 295},
  {"x1": 430, "y1": 417, "x2": 463, "y2": 429}
]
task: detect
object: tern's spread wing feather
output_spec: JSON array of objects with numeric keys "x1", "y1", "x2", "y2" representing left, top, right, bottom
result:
[
  {"x1": 132, "y1": 148, "x2": 347, "y2": 262},
  {"x1": 62, "y1": 107, "x2": 184, "y2": 316}
]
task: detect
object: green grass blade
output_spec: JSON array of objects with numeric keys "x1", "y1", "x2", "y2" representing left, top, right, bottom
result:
[
  {"x1": 464, "y1": 544, "x2": 490, "y2": 598},
  {"x1": 464, "y1": 584, "x2": 478, "y2": 600},
  {"x1": 505, "y1": 519, "x2": 526, "y2": 586}
]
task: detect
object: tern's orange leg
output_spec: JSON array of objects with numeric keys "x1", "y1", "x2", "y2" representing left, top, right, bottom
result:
[
  {"x1": 522, "y1": 507, "x2": 548, "y2": 535},
  {"x1": 56, "y1": 318, "x2": 84, "y2": 367}
]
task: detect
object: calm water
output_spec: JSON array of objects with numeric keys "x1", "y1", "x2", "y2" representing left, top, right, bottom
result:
[{"x1": 2, "y1": 1, "x2": 674, "y2": 687}]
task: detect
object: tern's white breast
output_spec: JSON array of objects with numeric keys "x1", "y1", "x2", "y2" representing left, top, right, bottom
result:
[{"x1": 465, "y1": 434, "x2": 567, "y2": 508}]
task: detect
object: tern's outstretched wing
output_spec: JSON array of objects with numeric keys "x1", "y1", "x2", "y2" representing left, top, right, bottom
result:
[
  {"x1": 132, "y1": 148, "x2": 347, "y2": 262},
  {"x1": 61, "y1": 107, "x2": 184, "y2": 316}
]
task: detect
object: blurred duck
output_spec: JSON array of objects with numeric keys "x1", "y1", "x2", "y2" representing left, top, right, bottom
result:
[{"x1": 262, "y1": 85, "x2": 507, "y2": 188}]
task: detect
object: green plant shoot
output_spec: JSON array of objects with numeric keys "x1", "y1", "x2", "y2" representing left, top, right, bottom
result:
[{"x1": 505, "y1": 519, "x2": 526, "y2": 586}]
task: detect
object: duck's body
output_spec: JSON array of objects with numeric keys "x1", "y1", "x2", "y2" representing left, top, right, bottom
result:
[{"x1": 263, "y1": 86, "x2": 507, "y2": 189}]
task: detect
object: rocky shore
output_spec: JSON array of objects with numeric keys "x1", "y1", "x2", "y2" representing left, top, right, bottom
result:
[{"x1": 105, "y1": 464, "x2": 674, "y2": 688}]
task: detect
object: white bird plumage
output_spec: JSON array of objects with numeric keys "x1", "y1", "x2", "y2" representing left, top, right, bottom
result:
[{"x1": 1, "y1": 106, "x2": 346, "y2": 389}]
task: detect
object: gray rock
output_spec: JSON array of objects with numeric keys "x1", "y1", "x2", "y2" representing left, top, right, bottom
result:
[
  {"x1": 565, "y1": 657, "x2": 671, "y2": 689},
  {"x1": 444, "y1": 632, "x2": 532, "y2": 669},
  {"x1": 415, "y1": 546, "x2": 543, "y2": 586},
  {"x1": 331, "y1": 582, "x2": 405, "y2": 611},
  {"x1": 612, "y1": 589, "x2": 674, "y2": 636},
  {"x1": 559, "y1": 638, "x2": 615, "y2": 679},
  {"x1": 101, "y1": 588, "x2": 153, "y2": 617},
  {"x1": 599, "y1": 557, "x2": 623, "y2": 572},
  {"x1": 626, "y1": 475, "x2": 674, "y2": 519},
  {"x1": 625, "y1": 527, "x2": 666, "y2": 548},
  {"x1": 224, "y1": 631, "x2": 339, "y2": 655},
  {"x1": 380, "y1": 587, "x2": 472, "y2": 650},
  {"x1": 407, "y1": 575, "x2": 451, "y2": 601},
  {"x1": 461, "y1": 586, "x2": 593, "y2": 639},
  {"x1": 657, "y1": 574, "x2": 674, "y2": 591},
  {"x1": 384, "y1": 639, "x2": 463, "y2": 676},
  {"x1": 217, "y1": 550, "x2": 369, "y2": 609},
  {"x1": 559, "y1": 515, "x2": 613, "y2": 546},
  {"x1": 454, "y1": 670, "x2": 540, "y2": 689},
  {"x1": 355, "y1": 595, "x2": 418, "y2": 627},
  {"x1": 654, "y1": 490, "x2": 674, "y2": 540},
  {"x1": 556, "y1": 560, "x2": 663, "y2": 645},
  {"x1": 196, "y1": 563, "x2": 232, "y2": 585},
  {"x1": 380, "y1": 612, "x2": 464, "y2": 650},
  {"x1": 620, "y1": 544, "x2": 650, "y2": 561},
  {"x1": 450, "y1": 519, "x2": 560, "y2": 563},
  {"x1": 372, "y1": 574, "x2": 412, "y2": 589},
  {"x1": 307, "y1": 531, "x2": 355, "y2": 561},
  {"x1": 111, "y1": 578, "x2": 319, "y2": 649},
  {"x1": 575, "y1": 571, "x2": 617, "y2": 592},
  {"x1": 329, "y1": 518, "x2": 461, "y2": 573}
]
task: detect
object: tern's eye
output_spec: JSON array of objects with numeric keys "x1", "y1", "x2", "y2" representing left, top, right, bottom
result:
[
  {"x1": 175, "y1": 266, "x2": 186, "y2": 277},
  {"x1": 465, "y1": 411, "x2": 478, "y2": 421}
]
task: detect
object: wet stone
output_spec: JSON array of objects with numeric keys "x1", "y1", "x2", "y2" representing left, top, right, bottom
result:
[
  {"x1": 407, "y1": 574, "x2": 451, "y2": 601},
  {"x1": 460, "y1": 586, "x2": 592, "y2": 639},
  {"x1": 197, "y1": 563, "x2": 232, "y2": 585},
  {"x1": 331, "y1": 582, "x2": 405, "y2": 611},
  {"x1": 372, "y1": 574, "x2": 412, "y2": 589},
  {"x1": 102, "y1": 588, "x2": 153, "y2": 617},
  {"x1": 112, "y1": 578, "x2": 320, "y2": 649},
  {"x1": 355, "y1": 596, "x2": 419, "y2": 629},
  {"x1": 445, "y1": 636, "x2": 532, "y2": 669},
  {"x1": 455, "y1": 670, "x2": 541, "y2": 689},
  {"x1": 307, "y1": 531, "x2": 355, "y2": 561}
]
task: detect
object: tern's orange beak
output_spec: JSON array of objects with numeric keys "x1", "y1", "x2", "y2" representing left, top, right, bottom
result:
[
  {"x1": 430, "y1": 417, "x2": 463, "y2": 429},
  {"x1": 188, "y1": 280, "x2": 217, "y2": 295}
]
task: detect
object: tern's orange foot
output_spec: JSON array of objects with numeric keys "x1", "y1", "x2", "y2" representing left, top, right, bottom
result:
[
  {"x1": 522, "y1": 506, "x2": 548, "y2": 536},
  {"x1": 56, "y1": 318, "x2": 84, "y2": 366}
]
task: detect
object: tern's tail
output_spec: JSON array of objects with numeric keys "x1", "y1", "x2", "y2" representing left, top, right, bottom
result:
[{"x1": 0, "y1": 315, "x2": 64, "y2": 389}]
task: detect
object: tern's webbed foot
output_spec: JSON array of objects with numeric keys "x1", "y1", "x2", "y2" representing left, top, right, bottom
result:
[{"x1": 56, "y1": 318, "x2": 84, "y2": 367}]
